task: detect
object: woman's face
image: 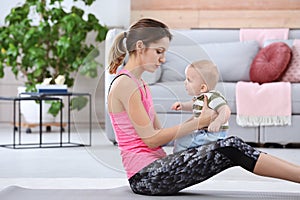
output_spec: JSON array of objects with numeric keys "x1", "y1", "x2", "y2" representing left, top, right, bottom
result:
[
  {"x1": 184, "y1": 66, "x2": 206, "y2": 96},
  {"x1": 141, "y1": 37, "x2": 170, "y2": 73}
]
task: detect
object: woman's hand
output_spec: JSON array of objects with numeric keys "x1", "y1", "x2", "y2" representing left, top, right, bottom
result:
[{"x1": 197, "y1": 95, "x2": 217, "y2": 129}]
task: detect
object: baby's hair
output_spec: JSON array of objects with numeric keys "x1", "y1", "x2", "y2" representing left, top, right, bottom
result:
[
  {"x1": 190, "y1": 60, "x2": 219, "y2": 90},
  {"x1": 108, "y1": 18, "x2": 173, "y2": 74}
]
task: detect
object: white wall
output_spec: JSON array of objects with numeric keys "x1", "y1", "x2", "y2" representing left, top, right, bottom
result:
[{"x1": 0, "y1": 0, "x2": 130, "y2": 125}]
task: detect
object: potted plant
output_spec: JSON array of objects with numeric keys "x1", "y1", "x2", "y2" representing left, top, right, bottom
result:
[{"x1": 0, "y1": 0, "x2": 108, "y2": 121}]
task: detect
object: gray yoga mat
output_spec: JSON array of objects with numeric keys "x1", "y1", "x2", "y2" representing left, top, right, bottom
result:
[{"x1": 0, "y1": 185, "x2": 299, "y2": 200}]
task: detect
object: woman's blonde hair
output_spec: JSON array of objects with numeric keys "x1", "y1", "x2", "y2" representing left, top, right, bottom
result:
[{"x1": 107, "y1": 18, "x2": 172, "y2": 74}]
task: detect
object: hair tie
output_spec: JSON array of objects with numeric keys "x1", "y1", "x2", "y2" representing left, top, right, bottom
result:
[{"x1": 124, "y1": 32, "x2": 127, "y2": 38}]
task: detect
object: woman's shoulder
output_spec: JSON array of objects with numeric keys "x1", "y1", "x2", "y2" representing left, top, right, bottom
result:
[{"x1": 110, "y1": 74, "x2": 141, "y2": 101}]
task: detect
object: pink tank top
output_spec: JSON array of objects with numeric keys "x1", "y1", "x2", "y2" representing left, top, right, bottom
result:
[{"x1": 109, "y1": 69, "x2": 166, "y2": 179}]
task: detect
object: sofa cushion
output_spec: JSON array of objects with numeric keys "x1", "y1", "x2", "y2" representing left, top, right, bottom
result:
[
  {"x1": 151, "y1": 82, "x2": 190, "y2": 113},
  {"x1": 201, "y1": 41, "x2": 260, "y2": 82},
  {"x1": 150, "y1": 82, "x2": 237, "y2": 113},
  {"x1": 150, "y1": 81, "x2": 300, "y2": 115},
  {"x1": 280, "y1": 40, "x2": 300, "y2": 82},
  {"x1": 239, "y1": 28, "x2": 289, "y2": 47},
  {"x1": 160, "y1": 44, "x2": 210, "y2": 82},
  {"x1": 250, "y1": 42, "x2": 291, "y2": 84},
  {"x1": 291, "y1": 83, "x2": 300, "y2": 114},
  {"x1": 160, "y1": 51, "x2": 188, "y2": 82},
  {"x1": 215, "y1": 82, "x2": 237, "y2": 113},
  {"x1": 263, "y1": 39, "x2": 294, "y2": 48}
]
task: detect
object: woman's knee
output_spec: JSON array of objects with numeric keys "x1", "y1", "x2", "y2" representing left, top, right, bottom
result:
[{"x1": 215, "y1": 136, "x2": 261, "y2": 172}]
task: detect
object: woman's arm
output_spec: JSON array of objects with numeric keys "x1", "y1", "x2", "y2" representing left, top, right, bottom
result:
[
  {"x1": 111, "y1": 76, "x2": 216, "y2": 148},
  {"x1": 153, "y1": 112, "x2": 162, "y2": 129},
  {"x1": 126, "y1": 85, "x2": 216, "y2": 147},
  {"x1": 143, "y1": 96, "x2": 216, "y2": 148},
  {"x1": 208, "y1": 104, "x2": 231, "y2": 132}
]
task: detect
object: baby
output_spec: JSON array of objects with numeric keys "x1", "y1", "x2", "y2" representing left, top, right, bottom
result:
[{"x1": 171, "y1": 60, "x2": 231, "y2": 152}]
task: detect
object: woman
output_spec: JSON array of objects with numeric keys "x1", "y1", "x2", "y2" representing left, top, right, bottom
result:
[{"x1": 107, "y1": 18, "x2": 300, "y2": 195}]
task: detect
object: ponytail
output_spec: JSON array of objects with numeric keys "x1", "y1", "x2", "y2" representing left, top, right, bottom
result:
[
  {"x1": 108, "y1": 32, "x2": 127, "y2": 74},
  {"x1": 107, "y1": 18, "x2": 172, "y2": 74}
]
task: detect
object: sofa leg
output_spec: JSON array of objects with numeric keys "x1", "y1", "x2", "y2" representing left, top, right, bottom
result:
[
  {"x1": 285, "y1": 143, "x2": 300, "y2": 148},
  {"x1": 263, "y1": 143, "x2": 284, "y2": 148}
]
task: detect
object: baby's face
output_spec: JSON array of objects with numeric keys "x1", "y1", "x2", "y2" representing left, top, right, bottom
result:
[{"x1": 184, "y1": 65, "x2": 207, "y2": 96}]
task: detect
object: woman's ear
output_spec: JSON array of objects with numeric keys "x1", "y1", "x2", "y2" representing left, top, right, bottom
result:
[{"x1": 136, "y1": 40, "x2": 144, "y2": 53}]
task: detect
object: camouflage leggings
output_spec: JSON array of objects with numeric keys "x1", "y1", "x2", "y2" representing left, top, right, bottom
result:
[{"x1": 129, "y1": 136, "x2": 262, "y2": 195}]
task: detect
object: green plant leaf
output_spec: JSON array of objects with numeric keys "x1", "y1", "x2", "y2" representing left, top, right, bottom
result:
[
  {"x1": 64, "y1": 76, "x2": 74, "y2": 87},
  {"x1": 71, "y1": 6, "x2": 84, "y2": 18},
  {"x1": 87, "y1": 14, "x2": 98, "y2": 24},
  {"x1": 57, "y1": 36, "x2": 71, "y2": 58},
  {"x1": 0, "y1": 63, "x2": 4, "y2": 78},
  {"x1": 27, "y1": 0, "x2": 41, "y2": 4},
  {"x1": 33, "y1": 68, "x2": 42, "y2": 77},
  {"x1": 27, "y1": 47, "x2": 47, "y2": 61},
  {"x1": 47, "y1": 100, "x2": 64, "y2": 117},
  {"x1": 0, "y1": 0, "x2": 108, "y2": 117},
  {"x1": 50, "y1": 7, "x2": 67, "y2": 21},
  {"x1": 50, "y1": 0, "x2": 64, "y2": 4},
  {"x1": 5, "y1": 4, "x2": 30, "y2": 24},
  {"x1": 70, "y1": 96, "x2": 88, "y2": 111},
  {"x1": 7, "y1": 43, "x2": 18, "y2": 57},
  {"x1": 24, "y1": 82, "x2": 37, "y2": 92},
  {"x1": 96, "y1": 26, "x2": 108, "y2": 41},
  {"x1": 74, "y1": 0, "x2": 95, "y2": 6}
]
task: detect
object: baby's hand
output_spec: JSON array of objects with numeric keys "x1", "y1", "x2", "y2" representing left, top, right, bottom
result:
[
  {"x1": 171, "y1": 102, "x2": 182, "y2": 110},
  {"x1": 208, "y1": 121, "x2": 221, "y2": 132}
]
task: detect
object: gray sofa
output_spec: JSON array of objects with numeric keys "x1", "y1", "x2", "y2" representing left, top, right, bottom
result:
[{"x1": 104, "y1": 28, "x2": 300, "y2": 146}]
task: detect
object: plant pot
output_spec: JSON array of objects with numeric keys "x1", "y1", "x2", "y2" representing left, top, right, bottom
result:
[{"x1": 17, "y1": 86, "x2": 56, "y2": 124}]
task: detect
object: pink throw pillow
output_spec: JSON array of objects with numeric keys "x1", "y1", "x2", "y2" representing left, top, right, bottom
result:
[
  {"x1": 250, "y1": 42, "x2": 291, "y2": 84},
  {"x1": 240, "y1": 28, "x2": 289, "y2": 47},
  {"x1": 280, "y1": 40, "x2": 300, "y2": 82}
]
